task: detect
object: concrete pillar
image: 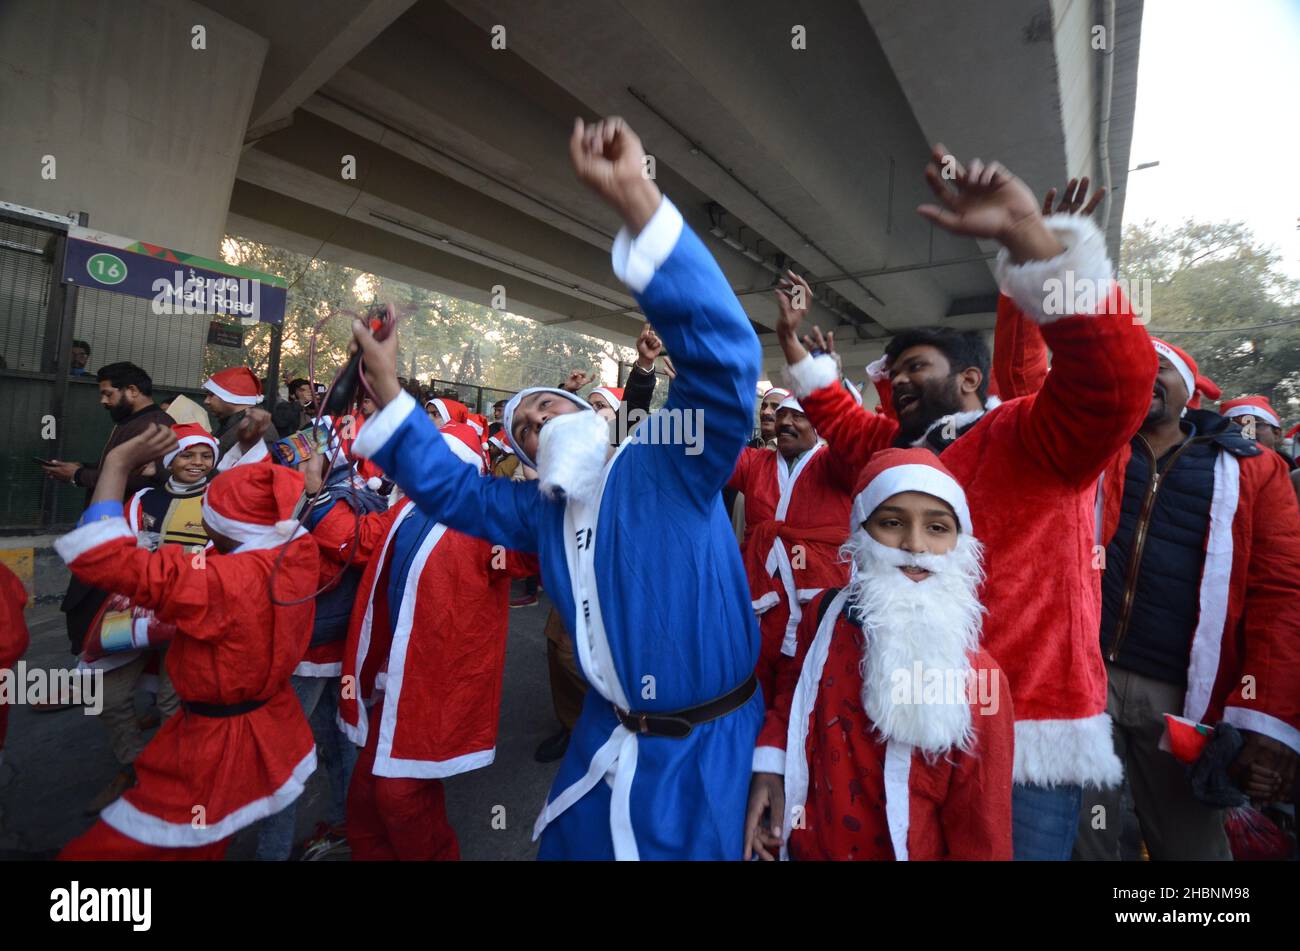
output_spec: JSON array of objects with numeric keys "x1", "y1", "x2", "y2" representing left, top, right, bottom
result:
[{"x1": 0, "y1": 0, "x2": 267, "y2": 257}]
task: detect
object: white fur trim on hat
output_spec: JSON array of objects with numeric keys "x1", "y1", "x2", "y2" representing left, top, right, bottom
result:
[
  {"x1": 502, "y1": 387, "x2": 592, "y2": 469},
  {"x1": 1152, "y1": 340, "x2": 1195, "y2": 402},
  {"x1": 776, "y1": 395, "x2": 805, "y2": 414},
  {"x1": 442, "y1": 430, "x2": 485, "y2": 472},
  {"x1": 785, "y1": 352, "x2": 840, "y2": 398},
  {"x1": 203, "y1": 377, "x2": 261, "y2": 406},
  {"x1": 163, "y1": 433, "x2": 219, "y2": 468},
  {"x1": 1222, "y1": 404, "x2": 1280, "y2": 428},
  {"x1": 590, "y1": 387, "x2": 622, "y2": 412},
  {"x1": 851, "y1": 463, "x2": 972, "y2": 534},
  {"x1": 994, "y1": 213, "x2": 1114, "y2": 324}
]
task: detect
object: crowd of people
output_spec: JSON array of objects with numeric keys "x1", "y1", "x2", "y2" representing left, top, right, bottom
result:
[{"x1": 2, "y1": 115, "x2": 1297, "y2": 862}]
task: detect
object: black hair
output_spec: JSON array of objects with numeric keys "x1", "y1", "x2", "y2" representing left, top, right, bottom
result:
[
  {"x1": 72, "y1": 339, "x2": 91, "y2": 354},
  {"x1": 488, "y1": 421, "x2": 504, "y2": 437},
  {"x1": 96, "y1": 361, "x2": 153, "y2": 396},
  {"x1": 884, "y1": 326, "x2": 990, "y2": 402},
  {"x1": 288, "y1": 378, "x2": 311, "y2": 392},
  {"x1": 493, "y1": 398, "x2": 507, "y2": 408}
]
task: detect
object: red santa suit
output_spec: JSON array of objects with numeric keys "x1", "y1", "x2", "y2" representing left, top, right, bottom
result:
[
  {"x1": 0, "y1": 563, "x2": 30, "y2": 767},
  {"x1": 996, "y1": 321, "x2": 1300, "y2": 754},
  {"x1": 755, "y1": 451, "x2": 1014, "y2": 859},
  {"x1": 332, "y1": 425, "x2": 536, "y2": 860},
  {"x1": 784, "y1": 214, "x2": 1156, "y2": 790},
  {"x1": 728, "y1": 395, "x2": 855, "y2": 707},
  {"x1": 1097, "y1": 343, "x2": 1300, "y2": 751},
  {"x1": 55, "y1": 462, "x2": 318, "y2": 860}
]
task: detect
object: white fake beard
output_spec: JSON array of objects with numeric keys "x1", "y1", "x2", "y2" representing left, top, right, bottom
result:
[
  {"x1": 536, "y1": 408, "x2": 612, "y2": 505},
  {"x1": 839, "y1": 530, "x2": 986, "y2": 757}
]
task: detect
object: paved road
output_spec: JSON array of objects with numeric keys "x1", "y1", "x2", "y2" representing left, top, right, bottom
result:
[{"x1": 0, "y1": 585, "x2": 563, "y2": 860}]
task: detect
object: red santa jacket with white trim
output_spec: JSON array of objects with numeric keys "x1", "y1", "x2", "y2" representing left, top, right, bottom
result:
[
  {"x1": 784, "y1": 214, "x2": 1156, "y2": 788},
  {"x1": 756, "y1": 590, "x2": 1014, "y2": 860},
  {"x1": 331, "y1": 499, "x2": 537, "y2": 778},
  {"x1": 54, "y1": 517, "x2": 317, "y2": 846},
  {"x1": 0, "y1": 564, "x2": 29, "y2": 765},
  {"x1": 995, "y1": 293, "x2": 1300, "y2": 754},
  {"x1": 727, "y1": 445, "x2": 854, "y2": 639},
  {"x1": 1097, "y1": 437, "x2": 1300, "y2": 751}
]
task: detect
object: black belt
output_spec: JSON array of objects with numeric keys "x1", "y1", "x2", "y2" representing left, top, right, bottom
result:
[
  {"x1": 182, "y1": 697, "x2": 269, "y2": 718},
  {"x1": 613, "y1": 673, "x2": 757, "y2": 739}
]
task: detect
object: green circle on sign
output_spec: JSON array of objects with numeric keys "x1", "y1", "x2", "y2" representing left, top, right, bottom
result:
[{"x1": 87, "y1": 252, "x2": 127, "y2": 285}]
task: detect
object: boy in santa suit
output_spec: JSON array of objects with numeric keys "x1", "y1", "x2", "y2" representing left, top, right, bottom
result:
[
  {"x1": 745, "y1": 449, "x2": 1013, "y2": 860},
  {"x1": 347, "y1": 117, "x2": 763, "y2": 860},
  {"x1": 78, "y1": 423, "x2": 220, "y2": 814},
  {"x1": 324, "y1": 424, "x2": 534, "y2": 860},
  {"x1": 55, "y1": 427, "x2": 318, "y2": 860},
  {"x1": 774, "y1": 148, "x2": 1155, "y2": 859},
  {"x1": 728, "y1": 395, "x2": 855, "y2": 708},
  {"x1": 0, "y1": 563, "x2": 30, "y2": 769}
]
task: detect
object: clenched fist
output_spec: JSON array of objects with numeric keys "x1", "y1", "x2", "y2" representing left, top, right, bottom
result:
[{"x1": 569, "y1": 117, "x2": 662, "y2": 234}]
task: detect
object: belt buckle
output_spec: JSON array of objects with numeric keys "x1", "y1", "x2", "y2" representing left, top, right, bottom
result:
[{"x1": 636, "y1": 712, "x2": 651, "y2": 735}]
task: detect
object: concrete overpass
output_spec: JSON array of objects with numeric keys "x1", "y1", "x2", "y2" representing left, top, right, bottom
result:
[{"x1": 1, "y1": 0, "x2": 1144, "y2": 378}]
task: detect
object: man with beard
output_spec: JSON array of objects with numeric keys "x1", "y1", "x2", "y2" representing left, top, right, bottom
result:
[
  {"x1": 744, "y1": 448, "x2": 1013, "y2": 860},
  {"x1": 775, "y1": 148, "x2": 1155, "y2": 859},
  {"x1": 41, "y1": 362, "x2": 173, "y2": 499},
  {"x1": 728, "y1": 395, "x2": 854, "y2": 708},
  {"x1": 41, "y1": 362, "x2": 174, "y2": 661},
  {"x1": 347, "y1": 115, "x2": 762, "y2": 860},
  {"x1": 1069, "y1": 338, "x2": 1300, "y2": 860}
]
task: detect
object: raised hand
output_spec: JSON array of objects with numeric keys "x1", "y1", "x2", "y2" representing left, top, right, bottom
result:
[
  {"x1": 1041, "y1": 176, "x2": 1106, "y2": 218},
  {"x1": 802, "y1": 324, "x2": 843, "y2": 377},
  {"x1": 236, "y1": 407, "x2": 272, "y2": 451},
  {"x1": 350, "y1": 319, "x2": 401, "y2": 408},
  {"x1": 561, "y1": 369, "x2": 598, "y2": 393},
  {"x1": 636, "y1": 323, "x2": 663, "y2": 370},
  {"x1": 918, "y1": 144, "x2": 1064, "y2": 262},
  {"x1": 106, "y1": 424, "x2": 178, "y2": 472},
  {"x1": 569, "y1": 116, "x2": 662, "y2": 233},
  {"x1": 774, "y1": 270, "x2": 812, "y2": 342}
]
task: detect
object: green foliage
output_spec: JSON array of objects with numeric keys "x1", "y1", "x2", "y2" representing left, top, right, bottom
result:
[
  {"x1": 1120, "y1": 219, "x2": 1300, "y2": 418},
  {"x1": 214, "y1": 236, "x2": 637, "y2": 399}
]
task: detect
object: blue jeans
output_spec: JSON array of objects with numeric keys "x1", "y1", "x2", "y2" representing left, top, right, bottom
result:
[
  {"x1": 255, "y1": 674, "x2": 359, "y2": 861},
  {"x1": 1012, "y1": 782, "x2": 1083, "y2": 860}
]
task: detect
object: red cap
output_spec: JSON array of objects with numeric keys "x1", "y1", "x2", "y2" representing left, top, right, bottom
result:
[
  {"x1": 851, "y1": 447, "x2": 971, "y2": 533},
  {"x1": 1220, "y1": 395, "x2": 1281, "y2": 428},
  {"x1": 203, "y1": 367, "x2": 263, "y2": 406}
]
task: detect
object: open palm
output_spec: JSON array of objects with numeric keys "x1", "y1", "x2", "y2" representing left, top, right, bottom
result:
[{"x1": 917, "y1": 144, "x2": 1040, "y2": 242}]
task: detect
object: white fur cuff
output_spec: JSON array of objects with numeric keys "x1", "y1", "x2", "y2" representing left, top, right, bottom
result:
[
  {"x1": 55, "y1": 516, "x2": 135, "y2": 564},
  {"x1": 753, "y1": 745, "x2": 786, "y2": 775},
  {"x1": 612, "y1": 197, "x2": 683, "y2": 294},
  {"x1": 1013, "y1": 712, "x2": 1124, "y2": 789},
  {"x1": 995, "y1": 213, "x2": 1114, "y2": 324},
  {"x1": 785, "y1": 353, "x2": 839, "y2": 398}
]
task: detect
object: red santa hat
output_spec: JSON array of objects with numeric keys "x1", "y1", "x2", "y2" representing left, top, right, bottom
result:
[
  {"x1": 1286, "y1": 423, "x2": 1300, "y2": 441},
  {"x1": 201, "y1": 462, "x2": 305, "y2": 548},
  {"x1": 488, "y1": 434, "x2": 513, "y2": 456},
  {"x1": 203, "y1": 367, "x2": 263, "y2": 406},
  {"x1": 1219, "y1": 395, "x2": 1281, "y2": 429},
  {"x1": 441, "y1": 422, "x2": 486, "y2": 472},
  {"x1": 589, "y1": 386, "x2": 624, "y2": 411},
  {"x1": 428, "y1": 397, "x2": 469, "y2": 426},
  {"x1": 466, "y1": 413, "x2": 488, "y2": 437},
  {"x1": 1150, "y1": 338, "x2": 1220, "y2": 408},
  {"x1": 850, "y1": 447, "x2": 971, "y2": 534},
  {"x1": 162, "y1": 423, "x2": 219, "y2": 468}
]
